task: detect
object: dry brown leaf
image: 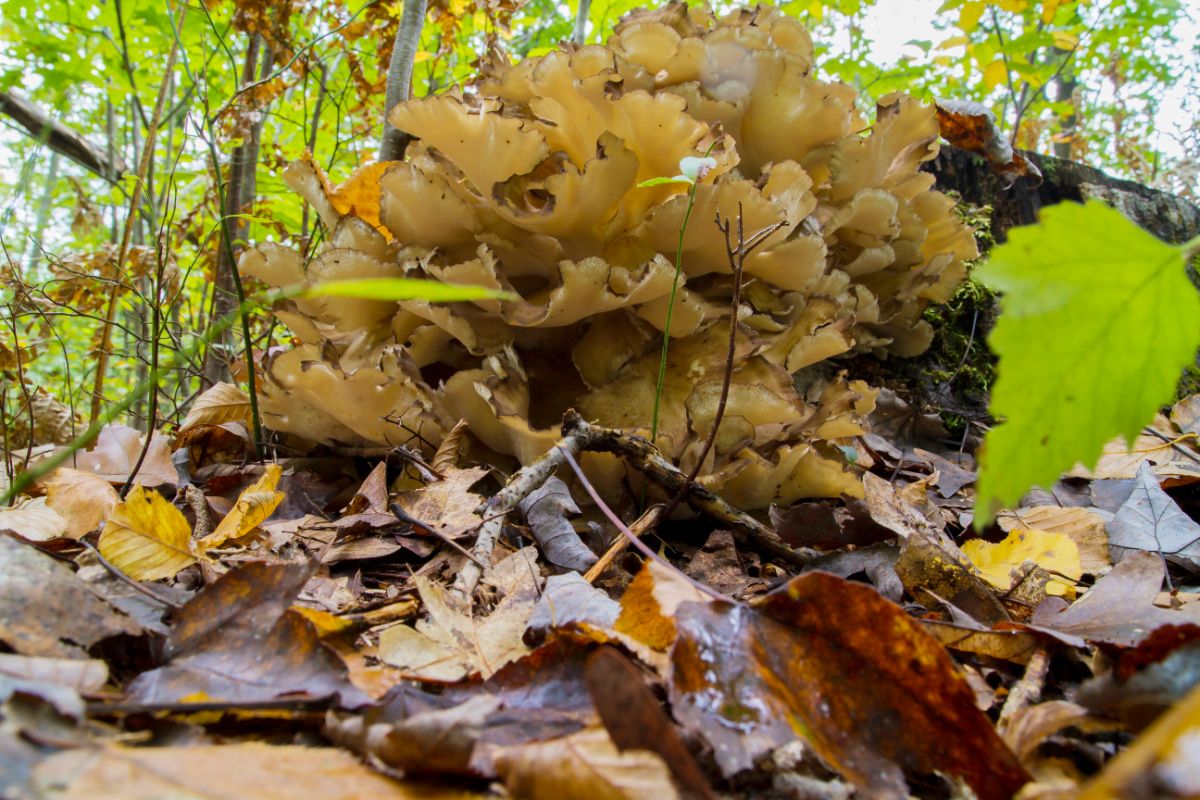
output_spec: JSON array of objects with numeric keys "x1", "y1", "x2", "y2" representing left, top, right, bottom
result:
[
  {"x1": 198, "y1": 463, "x2": 285, "y2": 550},
  {"x1": 392, "y1": 466, "x2": 488, "y2": 540},
  {"x1": 44, "y1": 467, "x2": 120, "y2": 540},
  {"x1": 378, "y1": 548, "x2": 541, "y2": 681},
  {"x1": 178, "y1": 381, "x2": 252, "y2": 435},
  {"x1": 493, "y1": 726, "x2": 680, "y2": 800},
  {"x1": 66, "y1": 423, "x2": 177, "y2": 487},
  {"x1": 99, "y1": 485, "x2": 196, "y2": 581},
  {"x1": 32, "y1": 742, "x2": 480, "y2": 800}
]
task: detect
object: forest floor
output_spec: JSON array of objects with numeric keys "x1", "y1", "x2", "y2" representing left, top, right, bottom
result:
[{"x1": 3, "y1": 338, "x2": 1200, "y2": 799}]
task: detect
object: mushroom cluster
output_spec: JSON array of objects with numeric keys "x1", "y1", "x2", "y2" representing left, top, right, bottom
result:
[{"x1": 242, "y1": 3, "x2": 976, "y2": 508}]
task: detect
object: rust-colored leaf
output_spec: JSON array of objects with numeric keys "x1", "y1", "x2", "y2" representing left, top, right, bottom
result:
[{"x1": 669, "y1": 572, "x2": 1030, "y2": 798}]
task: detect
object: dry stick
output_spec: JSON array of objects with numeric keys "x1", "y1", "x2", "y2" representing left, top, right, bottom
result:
[
  {"x1": 88, "y1": 5, "x2": 186, "y2": 427},
  {"x1": 561, "y1": 411, "x2": 820, "y2": 568},
  {"x1": 448, "y1": 427, "x2": 590, "y2": 603},
  {"x1": 562, "y1": 449, "x2": 729, "y2": 602},
  {"x1": 583, "y1": 504, "x2": 663, "y2": 584},
  {"x1": 659, "y1": 205, "x2": 787, "y2": 522},
  {"x1": 997, "y1": 647, "x2": 1051, "y2": 735}
]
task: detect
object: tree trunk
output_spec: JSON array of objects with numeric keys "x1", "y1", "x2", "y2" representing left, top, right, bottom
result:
[{"x1": 927, "y1": 145, "x2": 1200, "y2": 245}]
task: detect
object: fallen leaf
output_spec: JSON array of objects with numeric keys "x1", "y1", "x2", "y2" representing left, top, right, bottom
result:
[
  {"x1": 770, "y1": 499, "x2": 892, "y2": 549},
  {"x1": 344, "y1": 461, "x2": 390, "y2": 515},
  {"x1": 0, "y1": 536, "x2": 140, "y2": 657},
  {"x1": 669, "y1": 572, "x2": 1030, "y2": 798},
  {"x1": 519, "y1": 477, "x2": 597, "y2": 572},
  {"x1": 921, "y1": 619, "x2": 1044, "y2": 665},
  {"x1": 32, "y1": 742, "x2": 477, "y2": 800},
  {"x1": 684, "y1": 530, "x2": 758, "y2": 598},
  {"x1": 1169, "y1": 393, "x2": 1200, "y2": 438},
  {"x1": 198, "y1": 463, "x2": 285, "y2": 550},
  {"x1": 0, "y1": 654, "x2": 107, "y2": 694},
  {"x1": 585, "y1": 647, "x2": 713, "y2": 800},
  {"x1": 526, "y1": 572, "x2": 620, "y2": 643},
  {"x1": 127, "y1": 560, "x2": 356, "y2": 705},
  {"x1": 0, "y1": 499, "x2": 68, "y2": 542},
  {"x1": 493, "y1": 726, "x2": 680, "y2": 800},
  {"x1": 66, "y1": 423, "x2": 177, "y2": 487},
  {"x1": 392, "y1": 466, "x2": 488, "y2": 540},
  {"x1": 177, "y1": 382, "x2": 252, "y2": 435},
  {"x1": 997, "y1": 506, "x2": 1110, "y2": 574},
  {"x1": 895, "y1": 534, "x2": 1010, "y2": 625},
  {"x1": 1066, "y1": 419, "x2": 1200, "y2": 483},
  {"x1": 44, "y1": 468, "x2": 120, "y2": 539},
  {"x1": 1108, "y1": 461, "x2": 1200, "y2": 570},
  {"x1": 1031, "y1": 551, "x2": 1200, "y2": 647},
  {"x1": 1080, "y1": 681, "x2": 1200, "y2": 800},
  {"x1": 379, "y1": 548, "x2": 541, "y2": 681},
  {"x1": 99, "y1": 485, "x2": 197, "y2": 581},
  {"x1": 615, "y1": 559, "x2": 709, "y2": 651},
  {"x1": 962, "y1": 528, "x2": 1082, "y2": 597}
]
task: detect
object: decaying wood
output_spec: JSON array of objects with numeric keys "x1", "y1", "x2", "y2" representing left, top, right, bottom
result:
[{"x1": 929, "y1": 144, "x2": 1200, "y2": 244}]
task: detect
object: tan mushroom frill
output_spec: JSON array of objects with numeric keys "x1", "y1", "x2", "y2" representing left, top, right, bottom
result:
[{"x1": 242, "y1": 3, "x2": 976, "y2": 509}]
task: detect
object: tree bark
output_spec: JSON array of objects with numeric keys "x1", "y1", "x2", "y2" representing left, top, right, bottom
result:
[
  {"x1": 380, "y1": 0, "x2": 428, "y2": 162},
  {"x1": 927, "y1": 145, "x2": 1200, "y2": 245}
]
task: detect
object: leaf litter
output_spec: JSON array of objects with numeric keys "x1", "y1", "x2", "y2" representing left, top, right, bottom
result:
[{"x1": 5, "y1": 385, "x2": 1200, "y2": 798}]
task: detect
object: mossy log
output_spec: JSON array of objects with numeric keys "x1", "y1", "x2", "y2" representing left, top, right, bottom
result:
[{"x1": 927, "y1": 145, "x2": 1200, "y2": 246}]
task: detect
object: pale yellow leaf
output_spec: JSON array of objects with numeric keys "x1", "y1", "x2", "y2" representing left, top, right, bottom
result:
[
  {"x1": 45, "y1": 467, "x2": 121, "y2": 539},
  {"x1": 199, "y1": 464, "x2": 285, "y2": 550},
  {"x1": 179, "y1": 382, "x2": 252, "y2": 434},
  {"x1": 983, "y1": 59, "x2": 1008, "y2": 90},
  {"x1": 997, "y1": 506, "x2": 1110, "y2": 573},
  {"x1": 962, "y1": 528, "x2": 1082, "y2": 596},
  {"x1": 0, "y1": 499, "x2": 68, "y2": 542},
  {"x1": 100, "y1": 485, "x2": 196, "y2": 581}
]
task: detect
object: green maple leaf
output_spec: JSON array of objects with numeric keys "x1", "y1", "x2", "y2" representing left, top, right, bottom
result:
[{"x1": 974, "y1": 201, "x2": 1200, "y2": 525}]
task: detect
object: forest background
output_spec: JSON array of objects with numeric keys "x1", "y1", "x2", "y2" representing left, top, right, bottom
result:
[{"x1": 0, "y1": 0, "x2": 1197, "y2": 449}]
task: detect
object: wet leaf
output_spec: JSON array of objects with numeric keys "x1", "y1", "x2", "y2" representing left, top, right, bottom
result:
[
  {"x1": 1108, "y1": 461, "x2": 1200, "y2": 570},
  {"x1": 127, "y1": 561, "x2": 356, "y2": 705},
  {"x1": 518, "y1": 477, "x2": 596, "y2": 572},
  {"x1": 669, "y1": 572, "x2": 1029, "y2": 798},
  {"x1": 526, "y1": 573, "x2": 620, "y2": 642},
  {"x1": 0, "y1": 536, "x2": 140, "y2": 657},
  {"x1": 585, "y1": 647, "x2": 714, "y2": 800},
  {"x1": 198, "y1": 463, "x2": 285, "y2": 550},
  {"x1": 615, "y1": 559, "x2": 708, "y2": 652},
  {"x1": 99, "y1": 485, "x2": 196, "y2": 581}
]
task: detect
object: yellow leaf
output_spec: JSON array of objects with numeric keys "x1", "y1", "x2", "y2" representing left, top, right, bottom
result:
[
  {"x1": 1041, "y1": 0, "x2": 1062, "y2": 23},
  {"x1": 937, "y1": 35, "x2": 970, "y2": 50},
  {"x1": 983, "y1": 59, "x2": 1008, "y2": 89},
  {"x1": 997, "y1": 0, "x2": 1028, "y2": 11},
  {"x1": 412, "y1": 51, "x2": 432, "y2": 63},
  {"x1": 199, "y1": 464, "x2": 284, "y2": 551},
  {"x1": 959, "y1": 1, "x2": 986, "y2": 32},
  {"x1": 100, "y1": 485, "x2": 196, "y2": 581},
  {"x1": 962, "y1": 529, "x2": 1082, "y2": 596},
  {"x1": 1051, "y1": 29, "x2": 1079, "y2": 50}
]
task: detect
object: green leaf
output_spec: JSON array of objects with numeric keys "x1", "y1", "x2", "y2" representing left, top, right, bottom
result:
[
  {"x1": 303, "y1": 277, "x2": 517, "y2": 302},
  {"x1": 636, "y1": 176, "x2": 692, "y2": 188},
  {"x1": 974, "y1": 201, "x2": 1200, "y2": 524}
]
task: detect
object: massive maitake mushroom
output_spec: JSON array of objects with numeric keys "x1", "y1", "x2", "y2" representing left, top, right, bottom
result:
[{"x1": 242, "y1": 3, "x2": 977, "y2": 509}]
